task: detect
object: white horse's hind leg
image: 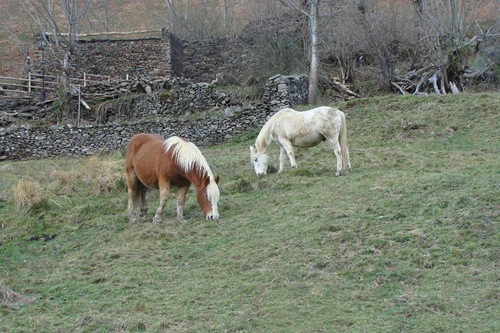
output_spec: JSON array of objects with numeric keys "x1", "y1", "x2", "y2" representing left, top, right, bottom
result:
[
  {"x1": 279, "y1": 139, "x2": 297, "y2": 170},
  {"x1": 279, "y1": 147, "x2": 287, "y2": 173},
  {"x1": 345, "y1": 146, "x2": 352, "y2": 173},
  {"x1": 328, "y1": 137, "x2": 343, "y2": 176}
]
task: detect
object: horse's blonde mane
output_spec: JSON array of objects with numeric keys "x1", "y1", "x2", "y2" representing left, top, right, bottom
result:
[
  {"x1": 163, "y1": 136, "x2": 220, "y2": 202},
  {"x1": 255, "y1": 114, "x2": 276, "y2": 151}
]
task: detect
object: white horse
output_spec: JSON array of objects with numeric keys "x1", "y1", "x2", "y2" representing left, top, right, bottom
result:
[{"x1": 250, "y1": 106, "x2": 351, "y2": 176}]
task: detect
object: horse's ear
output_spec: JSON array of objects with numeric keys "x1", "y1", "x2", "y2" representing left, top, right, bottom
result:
[{"x1": 214, "y1": 175, "x2": 220, "y2": 184}]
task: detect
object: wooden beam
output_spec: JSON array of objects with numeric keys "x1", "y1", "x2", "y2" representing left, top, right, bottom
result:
[{"x1": 44, "y1": 30, "x2": 161, "y2": 38}]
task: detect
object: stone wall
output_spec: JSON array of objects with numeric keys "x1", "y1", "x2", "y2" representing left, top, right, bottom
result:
[
  {"x1": 0, "y1": 106, "x2": 268, "y2": 160},
  {"x1": 86, "y1": 74, "x2": 306, "y2": 123},
  {"x1": 83, "y1": 78, "x2": 235, "y2": 123},
  {"x1": 0, "y1": 75, "x2": 308, "y2": 161},
  {"x1": 263, "y1": 74, "x2": 309, "y2": 108}
]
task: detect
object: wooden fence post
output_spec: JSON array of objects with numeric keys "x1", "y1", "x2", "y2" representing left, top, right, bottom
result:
[{"x1": 77, "y1": 85, "x2": 81, "y2": 127}]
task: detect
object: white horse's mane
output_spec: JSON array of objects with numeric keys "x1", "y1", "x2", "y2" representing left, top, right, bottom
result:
[
  {"x1": 254, "y1": 114, "x2": 275, "y2": 151},
  {"x1": 164, "y1": 136, "x2": 220, "y2": 202}
]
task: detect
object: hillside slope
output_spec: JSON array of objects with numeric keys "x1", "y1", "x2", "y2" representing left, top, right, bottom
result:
[{"x1": 0, "y1": 92, "x2": 498, "y2": 332}]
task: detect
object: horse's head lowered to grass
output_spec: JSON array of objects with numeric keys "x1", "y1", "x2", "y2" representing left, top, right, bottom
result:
[{"x1": 250, "y1": 145, "x2": 269, "y2": 175}]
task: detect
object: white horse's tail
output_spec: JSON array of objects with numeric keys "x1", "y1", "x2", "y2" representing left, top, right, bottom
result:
[{"x1": 338, "y1": 110, "x2": 351, "y2": 172}]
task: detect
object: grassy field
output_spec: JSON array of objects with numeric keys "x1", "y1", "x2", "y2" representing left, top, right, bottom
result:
[{"x1": 0, "y1": 92, "x2": 498, "y2": 332}]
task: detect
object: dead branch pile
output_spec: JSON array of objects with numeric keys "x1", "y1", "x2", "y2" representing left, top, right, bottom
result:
[{"x1": 391, "y1": 31, "x2": 499, "y2": 95}]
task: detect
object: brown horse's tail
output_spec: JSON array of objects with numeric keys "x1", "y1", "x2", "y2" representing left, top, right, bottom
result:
[{"x1": 339, "y1": 110, "x2": 351, "y2": 172}]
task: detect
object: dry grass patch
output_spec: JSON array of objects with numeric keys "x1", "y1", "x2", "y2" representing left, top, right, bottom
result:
[
  {"x1": 81, "y1": 156, "x2": 124, "y2": 195},
  {"x1": 13, "y1": 180, "x2": 46, "y2": 211},
  {"x1": 0, "y1": 283, "x2": 36, "y2": 311},
  {"x1": 32, "y1": 156, "x2": 124, "y2": 196}
]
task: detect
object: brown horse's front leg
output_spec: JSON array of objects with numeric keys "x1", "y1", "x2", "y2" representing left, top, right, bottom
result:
[
  {"x1": 154, "y1": 177, "x2": 170, "y2": 223},
  {"x1": 176, "y1": 185, "x2": 190, "y2": 222},
  {"x1": 126, "y1": 171, "x2": 141, "y2": 223},
  {"x1": 127, "y1": 187, "x2": 138, "y2": 223},
  {"x1": 140, "y1": 186, "x2": 148, "y2": 218}
]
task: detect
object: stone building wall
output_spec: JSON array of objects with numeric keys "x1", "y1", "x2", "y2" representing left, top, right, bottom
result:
[
  {"x1": 30, "y1": 33, "x2": 248, "y2": 83},
  {"x1": 31, "y1": 31, "x2": 183, "y2": 80},
  {"x1": 181, "y1": 37, "x2": 250, "y2": 83}
]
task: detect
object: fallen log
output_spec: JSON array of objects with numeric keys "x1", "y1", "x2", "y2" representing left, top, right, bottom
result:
[
  {"x1": 391, "y1": 82, "x2": 407, "y2": 95},
  {"x1": 331, "y1": 80, "x2": 360, "y2": 98}
]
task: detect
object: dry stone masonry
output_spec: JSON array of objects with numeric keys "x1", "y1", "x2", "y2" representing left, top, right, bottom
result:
[
  {"x1": 31, "y1": 30, "x2": 183, "y2": 79},
  {"x1": 1, "y1": 107, "x2": 264, "y2": 160},
  {"x1": 31, "y1": 31, "x2": 248, "y2": 83},
  {"x1": 182, "y1": 37, "x2": 250, "y2": 83},
  {"x1": 0, "y1": 75, "x2": 308, "y2": 160}
]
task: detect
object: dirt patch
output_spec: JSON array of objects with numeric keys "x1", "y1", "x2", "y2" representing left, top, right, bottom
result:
[{"x1": 26, "y1": 233, "x2": 57, "y2": 242}]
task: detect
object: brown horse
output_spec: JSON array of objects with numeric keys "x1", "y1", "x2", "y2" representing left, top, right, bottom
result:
[{"x1": 125, "y1": 134, "x2": 220, "y2": 223}]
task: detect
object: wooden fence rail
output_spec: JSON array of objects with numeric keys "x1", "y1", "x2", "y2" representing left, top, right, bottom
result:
[
  {"x1": 0, "y1": 72, "x2": 126, "y2": 96},
  {"x1": 0, "y1": 76, "x2": 53, "y2": 95}
]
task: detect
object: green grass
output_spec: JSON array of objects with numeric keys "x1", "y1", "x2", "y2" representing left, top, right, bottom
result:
[{"x1": 1, "y1": 92, "x2": 499, "y2": 332}]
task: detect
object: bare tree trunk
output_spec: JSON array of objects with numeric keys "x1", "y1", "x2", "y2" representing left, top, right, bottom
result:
[
  {"x1": 223, "y1": 0, "x2": 228, "y2": 31},
  {"x1": 102, "y1": 0, "x2": 110, "y2": 32},
  {"x1": 64, "y1": 0, "x2": 77, "y2": 54},
  {"x1": 184, "y1": 0, "x2": 189, "y2": 22},
  {"x1": 308, "y1": 0, "x2": 320, "y2": 105},
  {"x1": 62, "y1": 0, "x2": 94, "y2": 54},
  {"x1": 278, "y1": 0, "x2": 321, "y2": 104},
  {"x1": 449, "y1": 0, "x2": 458, "y2": 35},
  {"x1": 165, "y1": 0, "x2": 176, "y2": 34},
  {"x1": 24, "y1": 46, "x2": 31, "y2": 79},
  {"x1": 377, "y1": 48, "x2": 396, "y2": 87},
  {"x1": 46, "y1": 0, "x2": 61, "y2": 47}
]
